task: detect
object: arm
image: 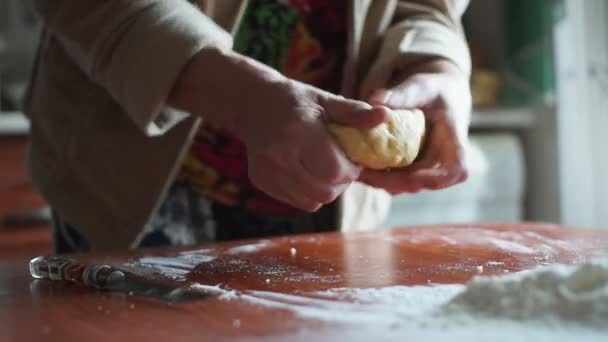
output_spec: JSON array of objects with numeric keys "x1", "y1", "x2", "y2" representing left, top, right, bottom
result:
[
  {"x1": 33, "y1": 0, "x2": 388, "y2": 211},
  {"x1": 361, "y1": 0, "x2": 470, "y2": 98},
  {"x1": 167, "y1": 46, "x2": 388, "y2": 211},
  {"x1": 360, "y1": 0, "x2": 472, "y2": 194},
  {"x1": 390, "y1": 0, "x2": 471, "y2": 75},
  {"x1": 33, "y1": 0, "x2": 232, "y2": 136}
]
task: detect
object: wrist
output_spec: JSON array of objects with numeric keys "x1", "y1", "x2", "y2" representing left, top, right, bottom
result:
[{"x1": 394, "y1": 57, "x2": 468, "y2": 84}]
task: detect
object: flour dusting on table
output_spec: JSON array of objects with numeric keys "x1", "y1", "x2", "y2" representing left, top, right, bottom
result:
[
  {"x1": 225, "y1": 240, "x2": 273, "y2": 254},
  {"x1": 217, "y1": 259, "x2": 608, "y2": 342},
  {"x1": 122, "y1": 249, "x2": 217, "y2": 280}
]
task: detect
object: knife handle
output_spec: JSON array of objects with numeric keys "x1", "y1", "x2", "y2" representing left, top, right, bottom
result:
[{"x1": 29, "y1": 256, "x2": 125, "y2": 289}]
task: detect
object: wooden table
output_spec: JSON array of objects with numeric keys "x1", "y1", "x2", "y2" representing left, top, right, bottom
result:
[{"x1": 1, "y1": 222, "x2": 607, "y2": 341}]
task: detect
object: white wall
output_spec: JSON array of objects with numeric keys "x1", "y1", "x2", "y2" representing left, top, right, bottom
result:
[{"x1": 554, "y1": 0, "x2": 608, "y2": 229}]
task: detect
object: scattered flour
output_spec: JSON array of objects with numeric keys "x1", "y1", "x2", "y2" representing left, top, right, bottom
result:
[
  {"x1": 192, "y1": 259, "x2": 608, "y2": 341},
  {"x1": 401, "y1": 227, "x2": 576, "y2": 257},
  {"x1": 188, "y1": 259, "x2": 608, "y2": 329},
  {"x1": 138, "y1": 251, "x2": 217, "y2": 268},
  {"x1": 226, "y1": 240, "x2": 273, "y2": 254},
  {"x1": 442, "y1": 258, "x2": 608, "y2": 325},
  {"x1": 122, "y1": 250, "x2": 217, "y2": 280},
  {"x1": 189, "y1": 283, "x2": 240, "y2": 300},
  {"x1": 134, "y1": 264, "x2": 189, "y2": 279},
  {"x1": 486, "y1": 260, "x2": 506, "y2": 266}
]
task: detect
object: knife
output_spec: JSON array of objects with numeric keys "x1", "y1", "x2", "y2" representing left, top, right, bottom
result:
[{"x1": 29, "y1": 255, "x2": 214, "y2": 302}]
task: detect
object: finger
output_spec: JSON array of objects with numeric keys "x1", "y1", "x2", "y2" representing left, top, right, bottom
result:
[
  {"x1": 401, "y1": 138, "x2": 467, "y2": 190},
  {"x1": 368, "y1": 77, "x2": 438, "y2": 109},
  {"x1": 322, "y1": 96, "x2": 388, "y2": 129},
  {"x1": 249, "y1": 156, "x2": 351, "y2": 211},
  {"x1": 358, "y1": 169, "x2": 426, "y2": 194},
  {"x1": 395, "y1": 145, "x2": 463, "y2": 190},
  {"x1": 299, "y1": 128, "x2": 362, "y2": 184},
  {"x1": 359, "y1": 163, "x2": 463, "y2": 194},
  {"x1": 358, "y1": 148, "x2": 464, "y2": 193},
  {"x1": 293, "y1": 164, "x2": 351, "y2": 204},
  {"x1": 402, "y1": 165, "x2": 464, "y2": 190},
  {"x1": 248, "y1": 160, "x2": 322, "y2": 212}
]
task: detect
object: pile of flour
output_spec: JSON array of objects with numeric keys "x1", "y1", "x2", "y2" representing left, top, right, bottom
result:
[
  {"x1": 183, "y1": 259, "x2": 608, "y2": 341},
  {"x1": 191, "y1": 259, "x2": 608, "y2": 328},
  {"x1": 440, "y1": 258, "x2": 608, "y2": 326},
  {"x1": 186, "y1": 259, "x2": 608, "y2": 328}
]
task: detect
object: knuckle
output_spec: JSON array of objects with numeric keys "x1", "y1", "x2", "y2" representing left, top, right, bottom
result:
[
  {"x1": 319, "y1": 164, "x2": 350, "y2": 183},
  {"x1": 391, "y1": 185, "x2": 420, "y2": 195},
  {"x1": 324, "y1": 167, "x2": 343, "y2": 183},
  {"x1": 248, "y1": 167, "x2": 263, "y2": 187},
  {"x1": 459, "y1": 168, "x2": 469, "y2": 182},
  {"x1": 318, "y1": 186, "x2": 342, "y2": 204},
  {"x1": 301, "y1": 202, "x2": 322, "y2": 213},
  {"x1": 453, "y1": 161, "x2": 469, "y2": 182},
  {"x1": 323, "y1": 153, "x2": 360, "y2": 183},
  {"x1": 300, "y1": 152, "x2": 342, "y2": 183},
  {"x1": 316, "y1": 191, "x2": 334, "y2": 204},
  {"x1": 335, "y1": 163, "x2": 360, "y2": 183}
]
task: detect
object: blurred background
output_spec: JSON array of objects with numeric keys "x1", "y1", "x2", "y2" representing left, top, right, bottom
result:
[{"x1": 1, "y1": 0, "x2": 607, "y2": 259}]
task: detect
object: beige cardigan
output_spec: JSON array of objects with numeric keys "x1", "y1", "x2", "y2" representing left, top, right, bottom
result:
[{"x1": 24, "y1": 0, "x2": 470, "y2": 250}]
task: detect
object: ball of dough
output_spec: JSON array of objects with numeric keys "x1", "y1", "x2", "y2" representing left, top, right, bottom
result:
[{"x1": 328, "y1": 108, "x2": 426, "y2": 170}]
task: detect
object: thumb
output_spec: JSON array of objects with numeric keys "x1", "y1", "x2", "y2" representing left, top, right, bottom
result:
[
  {"x1": 368, "y1": 79, "x2": 437, "y2": 109},
  {"x1": 323, "y1": 96, "x2": 388, "y2": 130}
]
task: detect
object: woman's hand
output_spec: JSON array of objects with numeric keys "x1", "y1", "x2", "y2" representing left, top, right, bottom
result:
[
  {"x1": 359, "y1": 58, "x2": 472, "y2": 194},
  {"x1": 169, "y1": 46, "x2": 387, "y2": 211}
]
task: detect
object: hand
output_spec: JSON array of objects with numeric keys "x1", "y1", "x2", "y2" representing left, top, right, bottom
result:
[
  {"x1": 169, "y1": 46, "x2": 386, "y2": 211},
  {"x1": 359, "y1": 58, "x2": 472, "y2": 194}
]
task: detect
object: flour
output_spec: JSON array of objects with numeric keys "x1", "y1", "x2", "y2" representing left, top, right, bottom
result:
[
  {"x1": 486, "y1": 260, "x2": 505, "y2": 266},
  {"x1": 398, "y1": 227, "x2": 577, "y2": 257},
  {"x1": 238, "y1": 259, "x2": 608, "y2": 328},
  {"x1": 185, "y1": 259, "x2": 608, "y2": 330},
  {"x1": 189, "y1": 283, "x2": 240, "y2": 300},
  {"x1": 122, "y1": 250, "x2": 217, "y2": 281},
  {"x1": 225, "y1": 240, "x2": 273, "y2": 254},
  {"x1": 441, "y1": 258, "x2": 608, "y2": 326},
  {"x1": 204, "y1": 259, "x2": 608, "y2": 341},
  {"x1": 120, "y1": 245, "x2": 608, "y2": 341}
]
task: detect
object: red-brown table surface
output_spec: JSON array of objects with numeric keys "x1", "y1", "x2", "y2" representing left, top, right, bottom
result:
[{"x1": 1, "y1": 222, "x2": 607, "y2": 341}]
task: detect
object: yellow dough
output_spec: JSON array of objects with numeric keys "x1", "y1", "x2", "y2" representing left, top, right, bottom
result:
[{"x1": 328, "y1": 108, "x2": 426, "y2": 170}]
